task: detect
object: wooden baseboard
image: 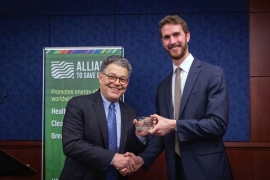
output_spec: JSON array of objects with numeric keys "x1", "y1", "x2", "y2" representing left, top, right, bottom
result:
[{"x1": 1, "y1": 140, "x2": 270, "y2": 180}]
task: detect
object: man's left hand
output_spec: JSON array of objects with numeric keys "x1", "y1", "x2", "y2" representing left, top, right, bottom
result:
[{"x1": 148, "y1": 114, "x2": 176, "y2": 136}]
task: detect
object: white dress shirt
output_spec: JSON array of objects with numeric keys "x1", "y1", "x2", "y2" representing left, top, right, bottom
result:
[{"x1": 172, "y1": 53, "x2": 194, "y2": 119}]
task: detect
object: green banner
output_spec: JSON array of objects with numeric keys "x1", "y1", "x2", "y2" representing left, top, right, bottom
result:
[{"x1": 42, "y1": 47, "x2": 123, "y2": 180}]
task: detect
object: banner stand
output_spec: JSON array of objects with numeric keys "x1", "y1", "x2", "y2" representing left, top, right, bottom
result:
[{"x1": 42, "y1": 46, "x2": 123, "y2": 180}]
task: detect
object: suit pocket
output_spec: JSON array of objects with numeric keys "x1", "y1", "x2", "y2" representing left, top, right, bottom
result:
[
  {"x1": 196, "y1": 140, "x2": 223, "y2": 156},
  {"x1": 62, "y1": 161, "x2": 86, "y2": 179}
]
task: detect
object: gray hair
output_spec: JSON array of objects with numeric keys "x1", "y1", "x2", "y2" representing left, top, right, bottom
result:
[{"x1": 100, "y1": 55, "x2": 132, "y2": 77}]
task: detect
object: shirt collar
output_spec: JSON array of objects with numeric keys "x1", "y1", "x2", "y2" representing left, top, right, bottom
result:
[
  {"x1": 173, "y1": 53, "x2": 194, "y2": 74},
  {"x1": 100, "y1": 92, "x2": 119, "y2": 110}
]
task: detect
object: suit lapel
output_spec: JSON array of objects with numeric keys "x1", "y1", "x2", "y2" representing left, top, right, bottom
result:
[
  {"x1": 92, "y1": 92, "x2": 130, "y2": 153},
  {"x1": 180, "y1": 59, "x2": 201, "y2": 117},
  {"x1": 119, "y1": 101, "x2": 128, "y2": 153},
  {"x1": 92, "y1": 90, "x2": 109, "y2": 149},
  {"x1": 165, "y1": 73, "x2": 174, "y2": 119}
]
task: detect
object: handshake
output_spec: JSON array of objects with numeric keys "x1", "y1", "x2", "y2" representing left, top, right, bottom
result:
[
  {"x1": 112, "y1": 116, "x2": 158, "y2": 176},
  {"x1": 113, "y1": 152, "x2": 143, "y2": 176}
]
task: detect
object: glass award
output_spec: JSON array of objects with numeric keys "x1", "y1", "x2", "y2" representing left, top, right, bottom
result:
[{"x1": 135, "y1": 116, "x2": 154, "y2": 130}]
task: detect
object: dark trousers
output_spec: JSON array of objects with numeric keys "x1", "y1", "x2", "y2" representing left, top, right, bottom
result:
[{"x1": 175, "y1": 153, "x2": 187, "y2": 180}]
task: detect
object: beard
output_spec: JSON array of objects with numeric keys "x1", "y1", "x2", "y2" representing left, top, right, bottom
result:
[{"x1": 166, "y1": 40, "x2": 188, "y2": 60}]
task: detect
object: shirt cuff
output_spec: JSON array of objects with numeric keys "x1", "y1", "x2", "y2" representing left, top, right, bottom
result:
[{"x1": 136, "y1": 134, "x2": 147, "y2": 145}]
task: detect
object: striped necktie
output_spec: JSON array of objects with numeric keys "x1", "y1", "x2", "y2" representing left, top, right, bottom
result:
[
  {"x1": 106, "y1": 103, "x2": 117, "y2": 180},
  {"x1": 174, "y1": 67, "x2": 181, "y2": 156}
]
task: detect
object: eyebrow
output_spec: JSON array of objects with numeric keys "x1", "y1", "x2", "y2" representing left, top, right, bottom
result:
[{"x1": 106, "y1": 73, "x2": 128, "y2": 79}]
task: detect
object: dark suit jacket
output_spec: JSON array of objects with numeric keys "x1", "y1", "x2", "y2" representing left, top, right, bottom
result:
[
  {"x1": 59, "y1": 90, "x2": 145, "y2": 180},
  {"x1": 139, "y1": 58, "x2": 232, "y2": 180}
]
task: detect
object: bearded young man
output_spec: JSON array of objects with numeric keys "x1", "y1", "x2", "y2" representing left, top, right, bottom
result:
[{"x1": 134, "y1": 15, "x2": 233, "y2": 180}]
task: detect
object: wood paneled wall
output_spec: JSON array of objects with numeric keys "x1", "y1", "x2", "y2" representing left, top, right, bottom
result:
[
  {"x1": 1, "y1": 141, "x2": 270, "y2": 180},
  {"x1": 226, "y1": 142, "x2": 270, "y2": 180},
  {"x1": 250, "y1": 0, "x2": 270, "y2": 142},
  {"x1": 0, "y1": 141, "x2": 41, "y2": 180}
]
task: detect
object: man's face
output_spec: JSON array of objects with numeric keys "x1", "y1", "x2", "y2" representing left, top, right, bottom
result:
[
  {"x1": 161, "y1": 24, "x2": 190, "y2": 61},
  {"x1": 98, "y1": 63, "x2": 129, "y2": 103}
]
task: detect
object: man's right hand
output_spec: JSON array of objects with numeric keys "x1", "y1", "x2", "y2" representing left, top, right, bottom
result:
[
  {"x1": 118, "y1": 152, "x2": 144, "y2": 176},
  {"x1": 112, "y1": 153, "x2": 136, "y2": 174}
]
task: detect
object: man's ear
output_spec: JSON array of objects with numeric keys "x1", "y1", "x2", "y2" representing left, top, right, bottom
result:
[
  {"x1": 98, "y1": 72, "x2": 102, "y2": 83},
  {"x1": 186, "y1": 32, "x2": 190, "y2": 42}
]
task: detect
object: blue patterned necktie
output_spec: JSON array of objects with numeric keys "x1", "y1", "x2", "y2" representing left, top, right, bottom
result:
[
  {"x1": 108, "y1": 103, "x2": 117, "y2": 152},
  {"x1": 106, "y1": 103, "x2": 117, "y2": 180}
]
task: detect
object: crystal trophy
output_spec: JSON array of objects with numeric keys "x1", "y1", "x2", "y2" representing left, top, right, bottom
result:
[{"x1": 135, "y1": 116, "x2": 154, "y2": 130}]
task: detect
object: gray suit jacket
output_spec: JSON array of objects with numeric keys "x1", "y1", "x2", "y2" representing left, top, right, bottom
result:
[
  {"x1": 60, "y1": 90, "x2": 145, "y2": 180},
  {"x1": 139, "y1": 58, "x2": 232, "y2": 180}
]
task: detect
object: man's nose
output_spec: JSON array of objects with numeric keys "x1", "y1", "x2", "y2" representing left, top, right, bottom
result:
[
  {"x1": 114, "y1": 78, "x2": 121, "y2": 85},
  {"x1": 170, "y1": 36, "x2": 177, "y2": 44}
]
